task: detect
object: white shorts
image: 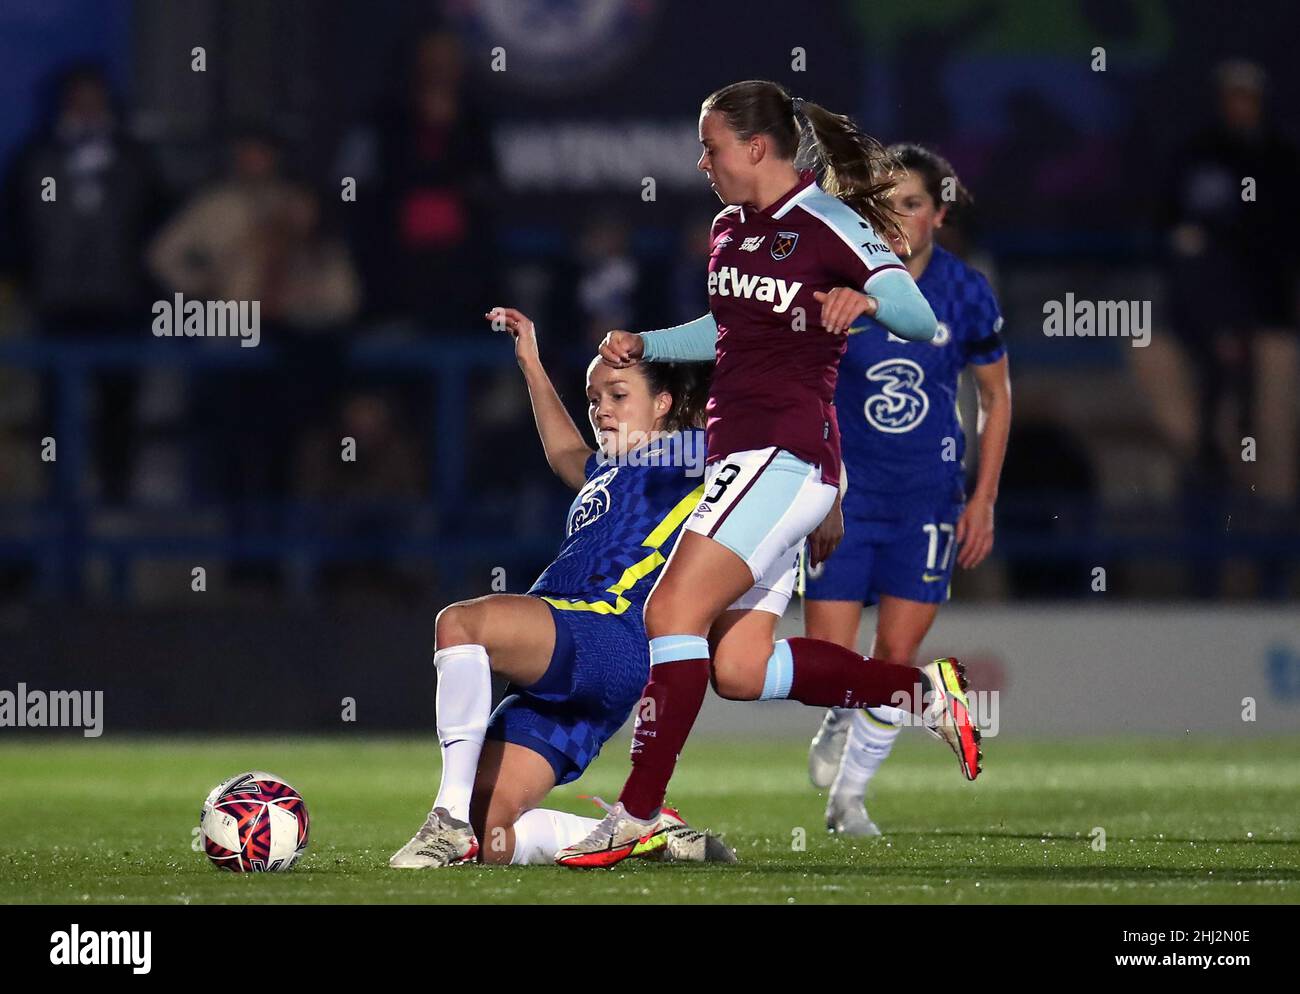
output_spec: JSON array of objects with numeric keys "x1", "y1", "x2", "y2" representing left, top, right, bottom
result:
[{"x1": 684, "y1": 447, "x2": 838, "y2": 617}]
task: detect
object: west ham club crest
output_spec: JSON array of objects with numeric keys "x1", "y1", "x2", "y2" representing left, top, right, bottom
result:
[{"x1": 771, "y1": 231, "x2": 799, "y2": 260}]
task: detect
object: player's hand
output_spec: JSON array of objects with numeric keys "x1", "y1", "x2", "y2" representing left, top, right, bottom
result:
[
  {"x1": 598, "y1": 330, "x2": 644, "y2": 368},
  {"x1": 955, "y1": 494, "x2": 995, "y2": 569},
  {"x1": 813, "y1": 287, "x2": 878, "y2": 335},
  {"x1": 808, "y1": 494, "x2": 844, "y2": 567},
  {"x1": 486, "y1": 306, "x2": 540, "y2": 368}
]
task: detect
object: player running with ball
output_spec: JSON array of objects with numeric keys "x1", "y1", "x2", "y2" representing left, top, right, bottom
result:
[
  {"x1": 556, "y1": 81, "x2": 982, "y2": 869},
  {"x1": 805, "y1": 145, "x2": 1011, "y2": 836},
  {"x1": 390, "y1": 307, "x2": 733, "y2": 869}
]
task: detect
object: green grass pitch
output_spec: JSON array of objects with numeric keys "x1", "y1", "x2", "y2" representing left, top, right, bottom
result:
[{"x1": 2, "y1": 735, "x2": 1298, "y2": 904}]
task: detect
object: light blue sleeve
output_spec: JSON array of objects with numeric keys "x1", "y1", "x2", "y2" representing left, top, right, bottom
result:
[
  {"x1": 638, "y1": 313, "x2": 719, "y2": 361},
  {"x1": 799, "y1": 188, "x2": 935, "y2": 342},
  {"x1": 865, "y1": 269, "x2": 937, "y2": 342}
]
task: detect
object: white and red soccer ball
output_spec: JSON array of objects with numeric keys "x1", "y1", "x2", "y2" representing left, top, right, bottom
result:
[{"x1": 199, "y1": 771, "x2": 310, "y2": 872}]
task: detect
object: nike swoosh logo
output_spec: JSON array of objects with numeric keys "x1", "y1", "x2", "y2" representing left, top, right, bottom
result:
[{"x1": 922, "y1": 574, "x2": 944, "y2": 582}]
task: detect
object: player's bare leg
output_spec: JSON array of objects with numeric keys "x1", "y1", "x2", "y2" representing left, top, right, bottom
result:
[
  {"x1": 803, "y1": 600, "x2": 862, "y2": 790},
  {"x1": 390, "y1": 595, "x2": 556, "y2": 868},
  {"x1": 556, "y1": 531, "x2": 753, "y2": 867},
  {"x1": 434, "y1": 593, "x2": 557, "y2": 686},
  {"x1": 558, "y1": 533, "x2": 977, "y2": 868},
  {"x1": 470, "y1": 741, "x2": 559, "y2": 864}
]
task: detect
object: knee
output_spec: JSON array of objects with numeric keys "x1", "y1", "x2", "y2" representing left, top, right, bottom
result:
[
  {"x1": 709, "y1": 650, "x2": 764, "y2": 701},
  {"x1": 435, "y1": 601, "x2": 481, "y2": 650},
  {"x1": 642, "y1": 592, "x2": 679, "y2": 640},
  {"x1": 872, "y1": 640, "x2": 918, "y2": 666},
  {"x1": 643, "y1": 587, "x2": 709, "y2": 640}
]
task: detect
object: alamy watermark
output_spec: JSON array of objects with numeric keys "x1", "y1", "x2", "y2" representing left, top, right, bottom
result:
[
  {"x1": 0, "y1": 684, "x2": 103, "y2": 737},
  {"x1": 882, "y1": 683, "x2": 1000, "y2": 736},
  {"x1": 1043, "y1": 293, "x2": 1150, "y2": 348},
  {"x1": 595, "y1": 426, "x2": 707, "y2": 477},
  {"x1": 151, "y1": 292, "x2": 260, "y2": 348},
  {"x1": 50, "y1": 925, "x2": 150, "y2": 974}
]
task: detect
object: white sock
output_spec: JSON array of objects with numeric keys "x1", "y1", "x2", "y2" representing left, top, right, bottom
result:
[
  {"x1": 830, "y1": 707, "x2": 902, "y2": 805},
  {"x1": 509, "y1": 808, "x2": 601, "y2": 865},
  {"x1": 431, "y1": 644, "x2": 491, "y2": 823}
]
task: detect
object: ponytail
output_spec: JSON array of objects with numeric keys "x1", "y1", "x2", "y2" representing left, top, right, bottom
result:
[
  {"x1": 701, "y1": 80, "x2": 903, "y2": 245},
  {"x1": 796, "y1": 100, "x2": 904, "y2": 245}
]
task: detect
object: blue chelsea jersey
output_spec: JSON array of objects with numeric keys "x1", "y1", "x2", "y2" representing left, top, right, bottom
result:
[
  {"x1": 837, "y1": 245, "x2": 1006, "y2": 498},
  {"x1": 529, "y1": 429, "x2": 706, "y2": 618}
]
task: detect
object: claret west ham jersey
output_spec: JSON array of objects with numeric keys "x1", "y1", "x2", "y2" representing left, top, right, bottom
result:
[{"x1": 704, "y1": 169, "x2": 907, "y2": 487}]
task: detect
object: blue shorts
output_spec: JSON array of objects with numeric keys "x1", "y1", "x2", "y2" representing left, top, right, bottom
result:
[
  {"x1": 485, "y1": 600, "x2": 649, "y2": 785},
  {"x1": 805, "y1": 479, "x2": 965, "y2": 606}
]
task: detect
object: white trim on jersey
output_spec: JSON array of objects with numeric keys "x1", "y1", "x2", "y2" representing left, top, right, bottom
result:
[
  {"x1": 770, "y1": 182, "x2": 819, "y2": 220},
  {"x1": 713, "y1": 203, "x2": 743, "y2": 230},
  {"x1": 789, "y1": 195, "x2": 899, "y2": 275}
]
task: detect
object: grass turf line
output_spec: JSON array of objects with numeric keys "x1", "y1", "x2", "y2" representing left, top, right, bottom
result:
[{"x1": 1, "y1": 735, "x2": 1297, "y2": 904}]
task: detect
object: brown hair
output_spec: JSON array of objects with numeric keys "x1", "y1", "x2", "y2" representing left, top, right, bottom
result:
[
  {"x1": 639, "y1": 361, "x2": 712, "y2": 433},
  {"x1": 887, "y1": 143, "x2": 973, "y2": 216},
  {"x1": 700, "y1": 79, "x2": 904, "y2": 244}
]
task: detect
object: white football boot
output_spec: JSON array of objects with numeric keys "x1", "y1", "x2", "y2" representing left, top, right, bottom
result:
[
  {"x1": 808, "y1": 709, "x2": 850, "y2": 788},
  {"x1": 825, "y1": 796, "x2": 882, "y2": 837},
  {"x1": 638, "y1": 807, "x2": 738, "y2": 863},
  {"x1": 389, "y1": 807, "x2": 480, "y2": 868},
  {"x1": 555, "y1": 799, "x2": 662, "y2": 868}
]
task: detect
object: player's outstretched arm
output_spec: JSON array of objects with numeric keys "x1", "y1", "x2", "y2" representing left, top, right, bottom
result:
[
  {"x1": 603, "y1": 313, "x2": 719, "y2": 368},
  {"x1": 815, "y1": 270, "x2": 937, "y2": 341},
  {"x1": 598, "y1": 314, "x2": 718, "y2": 368},
  {"x1": 486, "y1": 307, "x2": 594, "y2": 491}
]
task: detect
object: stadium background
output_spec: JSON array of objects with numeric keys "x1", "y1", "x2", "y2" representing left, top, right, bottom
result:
[{"x1": 0, "y1": 0, "x2": 1297, "y2": 745}]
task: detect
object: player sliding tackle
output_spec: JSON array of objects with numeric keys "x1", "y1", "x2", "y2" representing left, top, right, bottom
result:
[
  {"x1": 556, "y1": 81, "x2": 981, "y2": 869},
  {"x1": 390, "y1": 307, "x2": 734, "y2": 869}
]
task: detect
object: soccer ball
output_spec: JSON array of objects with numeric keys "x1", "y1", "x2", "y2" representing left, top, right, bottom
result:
[{"x1": 199, "y1": 771, "x2": 310, "y2": 872}]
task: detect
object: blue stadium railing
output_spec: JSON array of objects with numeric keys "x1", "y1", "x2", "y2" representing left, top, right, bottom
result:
[
  {"x1": 1, "y1": 336, "x2": 1297, "y2": 602},
  {"x1": 0, "y1": 334, "x2": 580, "y2": 600}
]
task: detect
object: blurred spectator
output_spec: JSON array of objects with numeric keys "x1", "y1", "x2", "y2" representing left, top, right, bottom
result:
[
  {"x1": 334, "y1": 29, "x2": 496, "y2": 330},
  {"x1": 575, "y1": 212, "x2": 639, "y2": 348},
  {"x1": 1152, "y1": 60, "x2": 1300, "y2": 504},
  {"x1": 296, "y1": 393, "x2": 423, "y2": 501},
  {"x1": 1, "y1": 64, "x2": 164, "y2": 502},
  {"x1": 148, "y1": 129, "x2": 360, "y2": 327},
  {"x1": 294, "y1": 392, "x2": 427, "y2": 601},
  {"x1": 149, "y1": 129, "x2": 360, "y2": 585},
  {"x1": 670, "y1": 219, "x2": 713, "y2": 324}
]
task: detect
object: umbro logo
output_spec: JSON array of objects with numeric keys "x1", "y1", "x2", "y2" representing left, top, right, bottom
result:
[
  {"x1": 740, "y1": 236, "x2": 765, "y2": 252},
  {"x1": 695, "y1": 503, "x2": 712, "y2": 513}
]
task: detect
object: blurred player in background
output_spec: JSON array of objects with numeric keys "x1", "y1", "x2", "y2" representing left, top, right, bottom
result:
[
  {"x1": 390, "y1": 307, "x2": 733, "y2": 868},
  {"x1": 805, "y1": 145, "x2": 1011, "y2": 836},
  {"x1": 558, "y1": 81, "x2": 982, "y2": 868}
]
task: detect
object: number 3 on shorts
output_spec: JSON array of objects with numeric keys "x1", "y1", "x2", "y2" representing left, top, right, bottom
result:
[
  {"x1": 922, "y1": 522, "x2": 955, "y2": 571},
  {"x1": 703, "y1": 463, "x2": 742, "y2": 504}
]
